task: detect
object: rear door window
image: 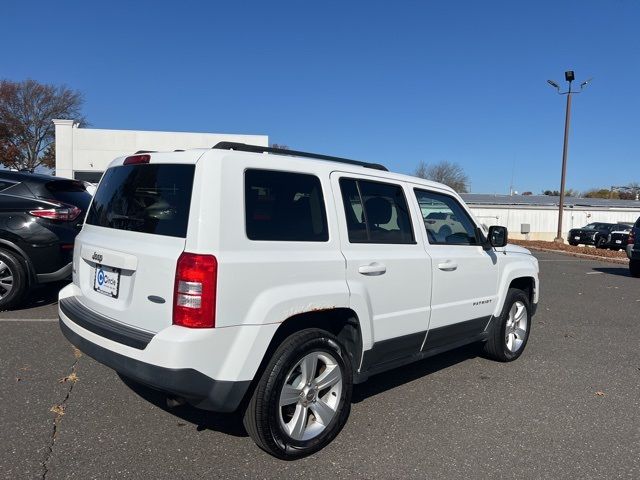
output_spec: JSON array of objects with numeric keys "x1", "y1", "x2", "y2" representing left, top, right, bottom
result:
[
  {"x1": 86, "y1": 164, "x2": 195, "y2": 238},
  {"x1": 339, "y1": 178, "x2": 415, "y2": 244}
]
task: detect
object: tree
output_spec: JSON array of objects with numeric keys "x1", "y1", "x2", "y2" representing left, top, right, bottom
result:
[
  {"x1": 584, "y1": 189, "x2": 614, "y2": 199},
  {"x1": 542, "y1": 188, "x2": 578, "y2": 197},
  {"x1": 0, "y1": 79, "x2": 85, "y2": 170},
  {"x1": 414, "y1": 160, "x2": 469, "y2": 193}
]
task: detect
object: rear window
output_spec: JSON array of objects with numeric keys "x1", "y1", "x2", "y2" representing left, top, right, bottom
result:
[
  {"x1": 86, "y1": 164, "x2": 195, "y2": 238},
  {"x1": 45, "y1": 180, "x2": 92, "y2": 211}
]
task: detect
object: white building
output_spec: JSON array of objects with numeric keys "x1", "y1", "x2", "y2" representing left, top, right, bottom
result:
[
  {"x1": 53, "y1": 119, "x2": 268, "y2": 182},
  {"x1": 463, "y1": 194, "x2": 640, "y2": 241}
]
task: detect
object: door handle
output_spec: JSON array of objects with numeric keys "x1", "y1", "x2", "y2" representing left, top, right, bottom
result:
[
  {"x1": 358, "y1": 263, "x2": 387, "y2": 276},
  {"x1": 437, "y1": 261, "x2": 458, "y2": 271}
]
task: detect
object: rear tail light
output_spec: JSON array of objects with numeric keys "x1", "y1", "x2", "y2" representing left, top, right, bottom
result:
[
  {"x1": 629, "y1": 230, "x2": 636, "y2": 245},
  {"x1": 124, "y1": 154, "x2": 150, "y2": 165},
  {"x1": 29, "y1": 205, "x2": 81, "y2": 222},
  {"x1": 173, "y1": 252, "x2": 217, "y2": 328}
]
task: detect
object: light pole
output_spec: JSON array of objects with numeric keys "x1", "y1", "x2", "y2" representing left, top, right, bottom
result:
[{"x1": 547, "y1": 71, "x2": 592, "y2": 243}]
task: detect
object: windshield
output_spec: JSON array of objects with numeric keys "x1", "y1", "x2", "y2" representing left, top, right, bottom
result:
[
  {"x1": 583, "y1": 223, "x2": 607, "y2": 230},
  {"x1": 86, "y1": 164, "x2": 195, "y2": 238}
]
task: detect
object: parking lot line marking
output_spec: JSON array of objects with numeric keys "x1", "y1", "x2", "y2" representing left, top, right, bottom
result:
[
  {"x1": 586, "y1": 271, "x2": 604, "y2": 275},
  {"x1": 0, "y1": 318, "x2": 57, "y2": 322}
]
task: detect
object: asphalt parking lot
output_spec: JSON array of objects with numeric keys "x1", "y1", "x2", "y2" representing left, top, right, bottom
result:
[{"x1": 1, "y1": 251, "x2": 639, "y2": 480}]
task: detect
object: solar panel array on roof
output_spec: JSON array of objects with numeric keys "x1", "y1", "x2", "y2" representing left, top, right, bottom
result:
[{"x1": 460, "y1": 194, "x2": 640, "y2": 209}]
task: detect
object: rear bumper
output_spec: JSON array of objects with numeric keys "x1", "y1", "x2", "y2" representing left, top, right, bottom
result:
[
  {"x1": 627, "y1": 245, "x2": 640, "y2": 260},
  {"x1": 57, "y1": 284, "x2": 279, "y2": 413},
  {"x1": 60, "y1": 320, "x2": 250, "y2": 412}
]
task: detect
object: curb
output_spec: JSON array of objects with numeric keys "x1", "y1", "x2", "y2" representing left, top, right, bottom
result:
[{"x1": 522, "y1": 246, "x2": 629, "y2": 265}]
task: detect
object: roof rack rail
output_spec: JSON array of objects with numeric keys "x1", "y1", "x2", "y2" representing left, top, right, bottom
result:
[
  {"x1": 134, "y1": 150, "x2": 156, "y2": 154},
  {"x1": 212, "y1": 142, "x2": 388, "y2": 171}
]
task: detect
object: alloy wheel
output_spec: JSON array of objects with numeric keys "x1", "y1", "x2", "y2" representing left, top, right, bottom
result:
[{"x1": 278, "y1": 351, "x2": 343, "y2": 441}]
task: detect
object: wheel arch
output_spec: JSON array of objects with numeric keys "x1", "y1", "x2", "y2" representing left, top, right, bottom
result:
[
  {"x1": 0, "y1": 238, "x2": 36, "y2": 286},
  {"x1": 493, "y1": 263, "x2": 538, "y2": 318},
  {"x1": 238, "y1": 308, "x2": 363, "y2": 412}
]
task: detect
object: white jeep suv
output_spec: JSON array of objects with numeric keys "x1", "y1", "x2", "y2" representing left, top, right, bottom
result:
[{"x1": 59, "y1": 143, "x2": 539, "y2": 459}]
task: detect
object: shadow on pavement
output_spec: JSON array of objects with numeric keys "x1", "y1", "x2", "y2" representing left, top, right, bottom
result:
[
  {"x1": 592, "y1": 267, "x2": 630, "y2": 278},
  {"x1": 118, "y1": 374, "x2": 248, "y2": 437},
  {"x1": 119, "y1": 343, "x2": 481, "y2": 437},
  {"x1": 352, "y1": 343, "x2": 479, "y2": 403},
  {"x1": 12, "y1": 281, "x2": 68, "y2": 311}
]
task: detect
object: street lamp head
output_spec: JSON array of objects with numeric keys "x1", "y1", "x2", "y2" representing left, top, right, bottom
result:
[
  {"x1": 547, "y1": 79, "x2": 560, "y2": 89},
  {"x1": 580, "y1": 77, "x2": 593, "y2": 89},
  {"x1": 565, "y1": 70, "x2": 575, "y2": 82}
]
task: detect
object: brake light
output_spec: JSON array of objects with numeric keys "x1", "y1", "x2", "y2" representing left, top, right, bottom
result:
[
  {"x1": 29, "y1": 205, "x2": 81, "y2": 222},
  {"x1": 173, "y1": 252, "x2": 217, "y2": 328},
  {"x1": 629, "y1": 230, "x2": 636, "y2": 245},
  {"x1": 123, "y1": 154, "x2": 150, "y2": 165}
]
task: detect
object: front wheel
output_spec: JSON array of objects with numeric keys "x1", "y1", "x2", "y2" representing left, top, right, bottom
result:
[
  {"x1": 595, "y1": 237, "x2": 607, "y2": 249},
  {"x1": 568, "y1": 240, "x2": 579, "y2": 246},
  {"x1": 243, "y1": 329, "x2": 353, "y2": 459},
  {"x1": 483, "y1": 288, "x2": 531, "y2": 362}
]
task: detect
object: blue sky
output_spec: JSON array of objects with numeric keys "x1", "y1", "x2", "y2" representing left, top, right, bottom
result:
[{"x1": 2, "y1": 0, "x2": 639, "y2": 193}]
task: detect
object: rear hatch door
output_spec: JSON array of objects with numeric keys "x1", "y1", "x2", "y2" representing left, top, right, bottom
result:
[{"x1": 75, "y1": 160, "x2": 197, "y2": 333}]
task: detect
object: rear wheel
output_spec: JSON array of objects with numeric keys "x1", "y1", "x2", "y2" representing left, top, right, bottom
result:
[
  {"x1": 630, "y1": 259, "x2": 640, "y2": 278},
  {"x1": 595, "y1": 237, "x2": 607, "y2": 249},
  {"x1": 243, "y1": 329, "x2": 352, "y2": 459},
  {"x1": 0, "y1": 249, "x2": 28, "y2": 311},
  {"x1": 483, "y1": 288, "x2": 531, "y2": 362},
  {"x1": 568, "y1": 240, "x2": 579, "y2": 246}
]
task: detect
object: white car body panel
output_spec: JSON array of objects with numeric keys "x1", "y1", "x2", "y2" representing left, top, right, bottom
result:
[{"x1": 60, "y1": 146, "x2": 540, "y2": 411}]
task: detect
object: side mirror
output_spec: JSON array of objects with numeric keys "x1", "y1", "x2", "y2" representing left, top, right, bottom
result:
[{"x1": 488, "y1": 225, "x2": 508, "y2": 248}]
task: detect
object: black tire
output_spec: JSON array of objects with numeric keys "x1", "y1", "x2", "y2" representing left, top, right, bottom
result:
[
  {"x1": 243, "y1": 329, "x2": 353, "y2": 459},
  {"x1": 595, "y1": 237, "x2": 607, "y2": 249},
  {"x1": 630, "y1": 259, "x2": 640, "y2": 278},
  {"x1": 483, "y1": 288, "x2": 531, "y2": 362},
  {"x1": 0, "y1": 249, "x2": 28, "y2": 311},
  {"x1": 568, "y1": 240, "x2": 579, "y2": 246}
]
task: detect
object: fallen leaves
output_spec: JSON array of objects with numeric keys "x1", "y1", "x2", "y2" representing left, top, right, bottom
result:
[
  {"x1": 58, "y1": 372, "x2": 78, "y2": 384},
  {"x1": 511, "y1": 240, "x2": 628, "y2": 259},
  {"x1": 50, "y1": 404, "x2": 65, "y2": 416}
]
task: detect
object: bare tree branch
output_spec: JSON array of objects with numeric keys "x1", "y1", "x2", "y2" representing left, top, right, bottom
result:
[
  {"x1": 414, "y1": 160, "x2": 469, "y2": 193},
  {"x1": 0, "y1": 79, "x2": 85, "y2": 171}
]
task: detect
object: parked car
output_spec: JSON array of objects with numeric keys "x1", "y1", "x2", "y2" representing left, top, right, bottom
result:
[
  {"x1": 58, "y1": 143, "x2": 539, "y2": 459},
  {"x1": 0, "y1": 171, "x2": 92, "y2": 309},
  {"x1": 626, "y1": 217, "x2": 640, "y2": 277},
  {"x1": 421, "y1": 211, "x2": 467, "y2": 243},
  {"x1": 597, "y1": 223, "x2": 633, "y2": 251},
  {"x1": 568, "y1": 222, "x2": 618, "y2": 247}
]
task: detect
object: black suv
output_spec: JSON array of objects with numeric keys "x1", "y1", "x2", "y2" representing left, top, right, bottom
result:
[
  {"x1": 0, "y1": 171, "x2": 92, "y2": 309},
  {"x1": 568, "y1": 222, "x2": 626, "y2": 248},
  {"x1": 627, "y1": 217, "x2": 640, "y2": 277},
  {"x1": 602, "y1": 223, "x2": 633, "y2": 251}
]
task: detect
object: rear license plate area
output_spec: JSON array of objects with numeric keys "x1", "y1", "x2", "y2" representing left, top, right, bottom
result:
[{"x1": 94, "y1": 265, "x2": 121, "y2": 298}]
